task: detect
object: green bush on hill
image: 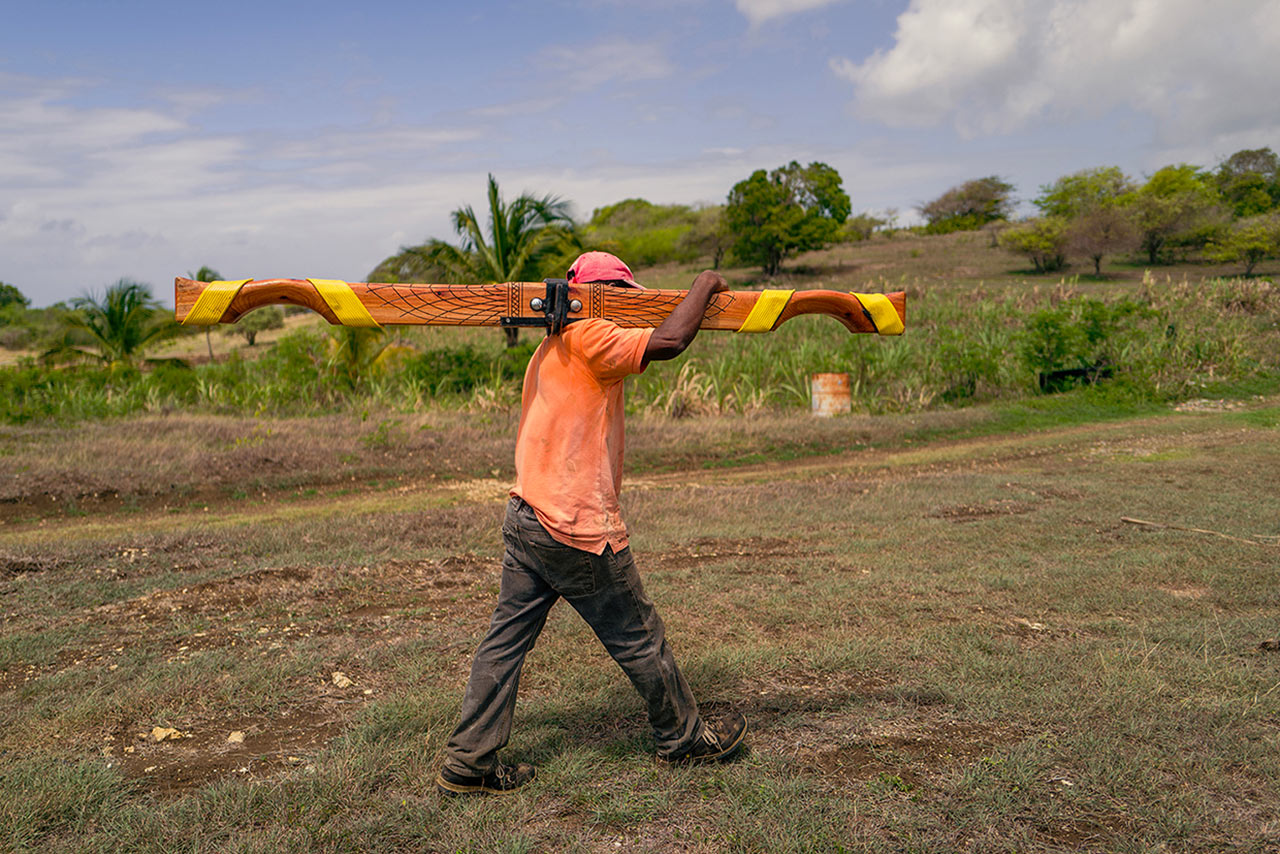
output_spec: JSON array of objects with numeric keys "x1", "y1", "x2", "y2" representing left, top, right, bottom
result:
[{"x1": 581, "y1": 199, "x2": 707, "y2": 267}]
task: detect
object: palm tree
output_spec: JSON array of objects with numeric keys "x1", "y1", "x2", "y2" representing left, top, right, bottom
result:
[
  {"x1": 418, "y1": 174, "x2": 576, "y2": 346},
  {"x1": 64, "y1": 279, "x2": 177, "y2": 367}
]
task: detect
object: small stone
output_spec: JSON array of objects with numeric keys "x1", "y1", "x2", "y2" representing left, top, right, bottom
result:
[{"x1": 227, "y1": 731, "x2": 246, "y2": 744}]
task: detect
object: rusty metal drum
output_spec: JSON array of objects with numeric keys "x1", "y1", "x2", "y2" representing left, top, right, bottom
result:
[{"x1": 810, "y1": 372, "x2": 851, "y2": 417}]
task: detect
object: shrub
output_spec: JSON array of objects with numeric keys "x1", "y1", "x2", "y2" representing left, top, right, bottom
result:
[
  {"x1": 1020, "y1": 297, "x2": 1154, "y2": 392},
  {"x1": 0, "y1": 325, "x2": 32, "y2": 350},
  {"x1": 402, "y1": 346, "x2": 494, "y2": 395},
  {"x1": 1206, "y1": 214, "x2": 1280, "y2": 275},
  {"x1": 999, "y1": 218, "x2": 1069, "y2": 273}
]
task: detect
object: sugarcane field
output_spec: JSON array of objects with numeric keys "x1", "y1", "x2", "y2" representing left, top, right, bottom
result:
[{"x1": 5, "y1": 4, "x2": 1280, "y2": 851}]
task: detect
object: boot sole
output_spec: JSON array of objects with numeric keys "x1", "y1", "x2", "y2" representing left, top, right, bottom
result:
[
  {"x1": 659, "y1": 719, "x2": 749, "y2": 766},
  {"x1": 435, "y1": 772, "x2": 534, "y2": 796}
]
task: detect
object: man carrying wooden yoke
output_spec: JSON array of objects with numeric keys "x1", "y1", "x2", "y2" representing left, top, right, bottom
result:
[{"x1": 436, "y1": 252, "x2": 749, "y2": 796}]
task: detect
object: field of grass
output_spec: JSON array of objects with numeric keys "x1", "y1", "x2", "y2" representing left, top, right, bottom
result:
[{"x1": 3, "y1": 389, "x2": 1279, "y2": 851}]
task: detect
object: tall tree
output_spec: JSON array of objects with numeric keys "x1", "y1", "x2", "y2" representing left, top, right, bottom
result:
[
  {"x1": 0, "y1": 282, "x2": 29, "y2": 310},
  {"x1": 1034, "y1": 167, "x2": 1137, "y2": 276},
  {"x1": 416, "y1": 174, "x2": 576, "y2": 346},
  {"x1": 919, "y1": 176, "x2": 1015, "y2": 233},
  {"x1": 1214, "y1": 147, "x2": 1280, "y2": 217},
  {"x1": 1125, "y1": 164, "x2": 1222, "y2": 264},
  {"x1": 64, "y1": 280, "x2": 176, "y2": 366},
  {"x1": 1034, "y1": 167, "x2": 1134, "y2": 218},
  {"x1": 724, "y1": 161, "x2": 851, "y2": 276},
  {"x1": 1067, "y1": 207, "x2": 1138, "y2": 276}
]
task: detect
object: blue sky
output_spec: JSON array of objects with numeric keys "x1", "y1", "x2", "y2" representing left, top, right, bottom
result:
[{"x1": 3, "y1": 0, "x2": 1278, "y2": 306}]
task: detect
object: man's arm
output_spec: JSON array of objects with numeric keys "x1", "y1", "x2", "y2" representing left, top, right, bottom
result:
[{"x1": 642, "y1": 271, "x2": 729, "y2": 364}]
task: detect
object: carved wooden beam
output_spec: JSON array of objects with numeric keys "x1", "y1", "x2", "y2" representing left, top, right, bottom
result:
[{"x1": 174, "y1": 277, "x2": 906, "y2": 335}]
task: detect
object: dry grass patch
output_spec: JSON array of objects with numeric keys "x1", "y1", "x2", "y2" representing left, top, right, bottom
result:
[{"x1": 2, "y1": 401, "x2": 1279, "y2": 850}]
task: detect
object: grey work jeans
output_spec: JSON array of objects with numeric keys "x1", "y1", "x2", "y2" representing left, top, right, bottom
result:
[{"x1": 443, "y1": 497, "x2": 701, "y2": 775}]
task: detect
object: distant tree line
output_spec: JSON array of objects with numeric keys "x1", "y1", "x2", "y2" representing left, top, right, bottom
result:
[
  {"x1": 4, "y1": 145, "x2": 1278, "y2": 365},
  {"x1": 915, "y1": 147, "x2": 1280, "y2": 276}
]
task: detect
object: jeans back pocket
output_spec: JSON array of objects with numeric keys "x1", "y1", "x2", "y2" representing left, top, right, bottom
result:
[{"x1": 529, "y1": 538, "x2": 597, "y2": 597}]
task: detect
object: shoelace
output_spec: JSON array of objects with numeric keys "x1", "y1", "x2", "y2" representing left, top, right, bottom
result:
[{"x1": 493, "y1": 765, "x2": 514, "y2": 787}]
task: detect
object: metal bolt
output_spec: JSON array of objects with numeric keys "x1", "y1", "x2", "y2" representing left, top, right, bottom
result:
[
  {"x1": 569, "y1": 299, "x2": 582, "y2": 312},
  {"x1": 530, "y1": 298, "x2": 544, "y2": 311}
]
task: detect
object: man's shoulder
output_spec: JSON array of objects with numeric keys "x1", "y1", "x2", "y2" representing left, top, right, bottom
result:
[
  {"x1": 562, "y1": 317, "x2": 623, "y2": 350},
  {"x1": 560, "y1": 318, "x2": 652, "y2": 380},
  {"x1": 568, "y1": 317, "x2": 621, "y2": 334}
]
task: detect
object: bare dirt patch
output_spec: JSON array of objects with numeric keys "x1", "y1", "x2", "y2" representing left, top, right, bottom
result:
[
  {"x1": 0, "y1": 551, "x2": 66, "y2": 576},
  {"x1": 1160, "y1": 585, "x2": 1210, "y2": 600},
  {"x1": 927, "y1": 500, "x2": 1040, "y2": 522},
  {"x1": 648, "y1": 537, "x2": 801, "y2": 572},
  {"x1": 806, "y1": 718, "x2": 1019, "y2": 790},
  {"x1": 109, "y1": 703, "x2": 345, "y2": 797},
  {"x1": 5, "y1": 555, "x2": 501, "y2": 691},
  {"x1": 1031, "y1": 814, "x2": 1135, "y2": 849},
  {"x1": 735, "y1": 668, "x2": 1024, "y2": 790}
]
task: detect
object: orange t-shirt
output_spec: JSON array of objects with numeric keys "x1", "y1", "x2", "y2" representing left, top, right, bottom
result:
[{"x1": 512, "y1": 318, "x2": 654, "y2": 554}]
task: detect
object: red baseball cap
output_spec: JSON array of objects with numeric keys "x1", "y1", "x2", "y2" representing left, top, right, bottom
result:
[{"x1": 566, "y1": 251, "x2": 644, "y2": 289}]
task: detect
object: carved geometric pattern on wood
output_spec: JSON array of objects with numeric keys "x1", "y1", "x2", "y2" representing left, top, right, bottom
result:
[
  {"x1": 601, "y1": 290, "x2": 730, "y2": 327},
  {"x1": 364, "y1": 284, "x2": 508, "y2": 325}
]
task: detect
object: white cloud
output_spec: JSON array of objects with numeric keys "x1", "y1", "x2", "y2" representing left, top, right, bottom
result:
[
  {"x1": 832, "y1": 0, "x2": 1280, "y2": 144},
  {"x1": 734, "y1": 0, "x2": 847, "y2": 26},
  {"x1": 0, "y1": 77, "x2": 510, "y2": 305},
  {"x1": 1, "y1": 71, "x2": 779, "y2": 306},
  {"x1": 536, "y1": 40, "x2": 675, "y2": 92}
]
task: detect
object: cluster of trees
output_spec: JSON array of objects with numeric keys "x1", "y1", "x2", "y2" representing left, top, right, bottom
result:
[
  {"x1": 951, "y1": 148, "x2": 1280, "y2": 276},
  {"x1": 369, "y1": 164, "x2": 854, "y2": 345},
  {"x1": 372, "y1": 163, "x2": 854, "y2": 288}
]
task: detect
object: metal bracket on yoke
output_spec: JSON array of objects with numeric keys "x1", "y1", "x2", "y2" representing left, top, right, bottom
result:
[{"x1": 500, "y1": 278, "x2": 575, "y2": 335}]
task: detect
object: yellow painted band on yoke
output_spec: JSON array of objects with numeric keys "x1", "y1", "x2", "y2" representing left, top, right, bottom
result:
[
  {"x1": 182, "y1": 279, "x2": 250, "y2": 325},
  {"x1": 736, "y1": 289, "x2": 794, "y2": 333},
  {"x1": 308, "y1": 278, "x2": 380, "y2": 327},
  {"x1": 852, "y1": 292, "x2": 904, "y2": 335}
]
